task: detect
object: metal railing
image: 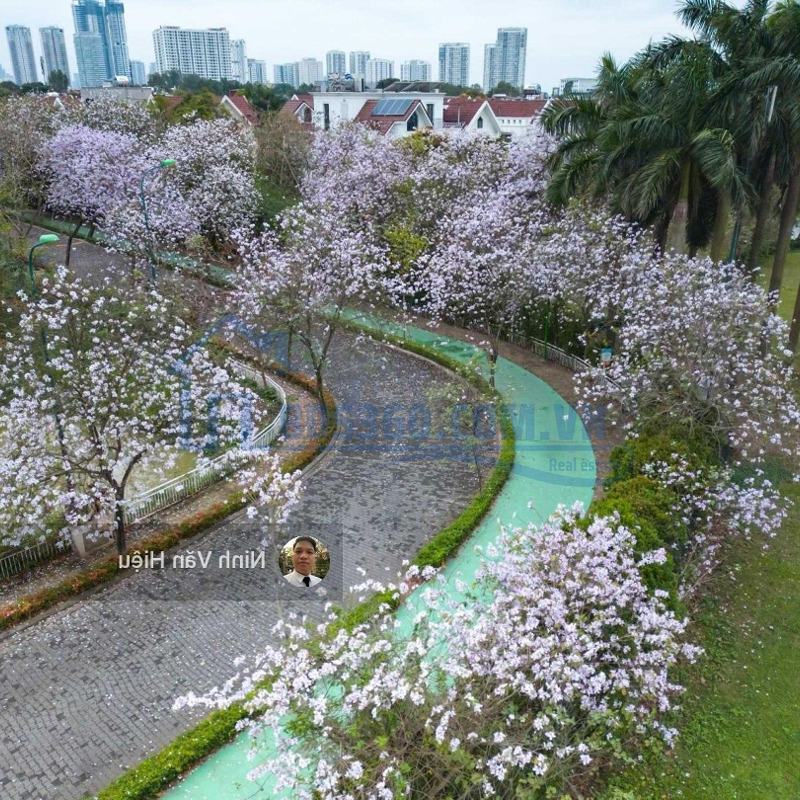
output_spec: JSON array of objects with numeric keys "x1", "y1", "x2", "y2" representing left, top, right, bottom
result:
[
  {"x1": 0, "y1": 537, "x2": 73, "y2": 580},
  {"x1": 121, "y1": 363, "x2": 287, "y2": 526}
]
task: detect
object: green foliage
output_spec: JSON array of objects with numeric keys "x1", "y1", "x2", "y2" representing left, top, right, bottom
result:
[
  {"x1": 489, "y1": 81, "x2": 521, "y2": 97},
  {"x1": 383, "y1": 224, "x2": 428, "y2": 274},
  {"x1": 95, "y1": 705, "x2": 249, "y2": 800},
  {"x1": 47, "y1": 70, "x2": 69, "y2": 93},
  {"x1": 256, "y1": 177, "x2": 297, "y2": 226}
]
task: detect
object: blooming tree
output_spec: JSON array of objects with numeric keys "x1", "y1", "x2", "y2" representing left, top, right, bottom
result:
[
  {"x1": 177, "y1": 505, "x2": 696, "y2": 799},
  {"x1": 0, "y1": 268, "x2": 266, "y2": 554}
]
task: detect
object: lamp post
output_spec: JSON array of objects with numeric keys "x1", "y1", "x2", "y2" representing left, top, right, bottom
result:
[
  {"x1": 139, "y1": 158, "x2": 176, "y2": 283},
  {"x1": 27, "y1": 233, "x2": 60, "y2": 297},
  {"x1": 27, "y1": 234, "x2": 78, "y2": 519}
]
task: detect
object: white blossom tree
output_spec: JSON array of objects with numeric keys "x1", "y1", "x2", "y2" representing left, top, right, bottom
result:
[{"x1": 0, "y1": 268, "x2": 263, "y2": 554}]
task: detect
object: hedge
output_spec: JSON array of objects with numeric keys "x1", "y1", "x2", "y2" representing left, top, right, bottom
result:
[{"x1": 94, "y1": 321, "x2": 516, "y2": 800}]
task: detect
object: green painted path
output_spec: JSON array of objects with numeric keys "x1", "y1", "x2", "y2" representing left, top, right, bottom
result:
[{"x1": 159, "y1": 315, "x2": 596, "y2": 799}]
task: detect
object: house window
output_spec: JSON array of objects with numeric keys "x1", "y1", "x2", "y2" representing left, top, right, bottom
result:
[
  {"x1": 477, "y1": 116, "x2": 484, "y2": 129},
  {"x1": 302, "y1": 106, "x2": 312, "y2": 123},
  {"x1": 426, "y1": 103, "x2": 434, "y2": 124},
  {"x1": 323, "y1": 103, "x2": 330, "y2": 130},
  {"x1": 406, "y1": 111, "x2": 419, "y2": 132}
]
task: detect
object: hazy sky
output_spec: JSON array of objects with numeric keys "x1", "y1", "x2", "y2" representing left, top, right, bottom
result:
[{"x1": 2, "y1": 0, "x2": 692, "y2": 90}]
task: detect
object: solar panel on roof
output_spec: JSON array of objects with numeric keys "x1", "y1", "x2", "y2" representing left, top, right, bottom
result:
[{"x1": 372, "y1": 98, "x2": 414, "y2": 116}]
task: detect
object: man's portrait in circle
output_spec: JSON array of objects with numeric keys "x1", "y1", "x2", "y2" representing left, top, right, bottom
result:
[{"x1": 280, "y1": 535, "x2": 329, "y2": 587}]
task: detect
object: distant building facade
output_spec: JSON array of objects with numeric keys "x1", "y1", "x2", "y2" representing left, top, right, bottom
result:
[
  {"x1": 400, "y1": 60, "x2": 431, "y2": 82},
  {"x1": 273, "y1": 62, "x2": 298, "y2": 87},
  {"x1": 129, "y1": 59, "x2": 145, "y2": 85},
  {"x1": 40, "y1": 27, "x2": 70, "y2": 83},
  {"x1": 298, "y1": 58, "x2": 324, "y2": 87},
  {"x1": 484, "y1": 27, "x2": 527, "y2": 90},
  {"x1": 326, "y1": 49, "x2": 346, "y2": 76},
  {"x1": 231, "y1": 39, "x2": 247, "y2": 83},
  {"x1": 248, "y1": 59, "x2": 267, "y2": 84},
  {"x1": 555, "y1": 77, "x2": 597, "y2": 96},
  {"x1": 72, "y1": 0, "x2": 130, "y2": 86},
  {"x1": 5, "y1": 25, "x2": 37, "y2": 85},
  {"x1": 438, "y1": 43, "x2": 469, "y2": 87},
  {"x1": 366, "y1": 57, "x2": 394, "y2": 87},
  {"x1": 153, "y1": 26, "x2": 232, "y2": 81},
  {"x1": 349, "y1": 50, "x2": 370, "y2": 81}
]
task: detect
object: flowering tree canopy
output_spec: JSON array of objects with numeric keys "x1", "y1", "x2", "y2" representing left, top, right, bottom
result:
[{"x1": 0, "y1": 268, "x2": 262, "y2": 554}]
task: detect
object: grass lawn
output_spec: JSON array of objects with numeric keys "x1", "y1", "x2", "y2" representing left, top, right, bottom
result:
[
  {"x1": 756, "y1": 249, "x2": 800, "y2": 322},
  {"x1": 611, "y1": 255, "x2": 800, "y2": 800},
  {"x1": 612, "y1": 477, "x2": 800, "y2": 800}
]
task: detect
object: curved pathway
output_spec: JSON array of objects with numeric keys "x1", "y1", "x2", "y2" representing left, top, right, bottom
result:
[
  {"x1": 0, "y1": 331, "x2": 488, "y2": 800},
  {"x1": 159, "y1": 315, "x2": 596, "y2": 799}
]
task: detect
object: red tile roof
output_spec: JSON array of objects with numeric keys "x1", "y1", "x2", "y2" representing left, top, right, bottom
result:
[
  {"x1": 225, "y1": 90, "x2": 259, "y2": 125},
  {"x1": 353, "y1": 98, "x2": 426, "y2": 135},
  {"x1": 442, "y1": 97, "x2": 484, "y2": 127},
  {"x1": 487, "y1": 98, "x2": 547, "y2": 121}
]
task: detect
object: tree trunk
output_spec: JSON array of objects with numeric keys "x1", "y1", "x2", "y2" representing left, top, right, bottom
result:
[
  {"x1": 788, "y1": 282, "x2": 800, "y2": 352},
  {"x1": 666, "y1": 161, "x2": 692, "y2": 254},
  {"x1": 114, "y1": 492, "x2": 127, "y2": 555},
  {"x1": 709, "y1": 190, "x2": 732, "y2": 263},
  {"x1": 65, "y1": 221, "x2": 83, "y2": 268},
  {"x1": 768, "y1": 164, "x2": 800, "y2": 306},
  {"x1": 747, "y1": 154, "x2": 776, "y2": 275}
]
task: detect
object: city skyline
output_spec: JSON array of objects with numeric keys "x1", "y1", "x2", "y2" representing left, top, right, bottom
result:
[{"x1": 1, "y1": 0, "x2": 692, "y2": 92}]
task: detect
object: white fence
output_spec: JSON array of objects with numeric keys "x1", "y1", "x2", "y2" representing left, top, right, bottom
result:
[
  {"x1": 121, "y1": 363, "x2": 287, "y2": 526},
  {"x1": 0, "y1": 538, "x2": 73, "y2": 581}
]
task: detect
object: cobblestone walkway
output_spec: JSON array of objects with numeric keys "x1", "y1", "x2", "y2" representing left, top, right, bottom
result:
[{"x1": 0, "y1": 329, "x2": 493, "y2": 800}]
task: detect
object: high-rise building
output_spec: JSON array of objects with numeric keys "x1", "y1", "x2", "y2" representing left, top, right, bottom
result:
[
  {"x1": 297, "y1": 58, "x2": 323, "y2": 87},
  {"x1": 40, "y1": 27, "x2": 70, "y2": 83},
  {"x1": 153, "y1": 26, "x2": 232, "y2": 81},
  {"x1": 248, "y1": 59, "x2": 267, "y2": 84},
  {"x1": 130, "y1": 59, "x2": 145, "y2": 85},
  {"x1": 5, "y1": 26, "x2": 38, "y2": 86},
  {"x1": 484, "y1": 27, "x2": 527, "y2": 90},
  {"x1": 400, "y1": 60, "x2": 431, "y2": 82},
  {"x1": 349, "y1": 51, "x2": 370, "y2": 80},
  {"x1": 326, "y1": 49, "x2": 346, "y2": 76},
  {"x1": 72, "y1": 0, "x2": 130, "y2": 86},
  {"x1": 273, "y1": 62, "x2": 298, "y2": 87},
  {"x1": 230, "y1": 39, "x2": 247, "y2": 83},
  {"x1": 104, "y1": 1, "x2": 130, "y2": 78},
  {"x1": 366, "y1": 58, "x2": 394, "y2": 87},
  {"x1": 438, "y1": 43, "x2": 469, "y2": 87},
  {"x1": 482, "y1": 43, "x2": 496, "y2": 91}
]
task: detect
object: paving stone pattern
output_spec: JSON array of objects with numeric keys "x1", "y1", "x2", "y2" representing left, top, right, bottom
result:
[{"x1": 0, "y1": 331, "x2": 494, "y2": 800}]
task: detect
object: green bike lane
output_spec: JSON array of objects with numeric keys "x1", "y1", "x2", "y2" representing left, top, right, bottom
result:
[{"x1": 159, "y1": 315, "x2": 596, "y2": 799}]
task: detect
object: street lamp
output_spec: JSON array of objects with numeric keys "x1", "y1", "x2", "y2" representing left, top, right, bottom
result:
[
  {"x1": 27, "y1": 233, "x2": 60, "y2": 297},
  {"x1": 26, "y1": 233, "x2": 76, "y2": 506},
  {"x1": 139, "y1": 158, "x2": 177, "y2": 283}
]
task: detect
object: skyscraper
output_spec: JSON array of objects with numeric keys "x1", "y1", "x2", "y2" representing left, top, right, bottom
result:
[
  {"x1": 129, "y1": 59, "x2": 146, "y2": 85},
  {"x1": 298, "y1": 58, "x2": 323, "y2": 87},
  {"x1": 326, "y1": 50, "x2": 346, "y2": 76},
  {"x1": 40, "y1": 27, "x2": 70, "y2": 83},
  {"x1": 5, "y1": 26, "x2": 37, "y2": 86},
  {"x1": 366, "y1": 58, "x2": 394, "y2": 87},
  {"x1": 153, "y1": 26, "x2": 232, "y2": 81},
  {"x1": 482, "y1": 43, "x2": 496, "y2": 91},
  {"x1": 104, "y1": 1, "x2": 130, "y2": 78},
  {"x1": 484, "y1": 27, "x2": 527, "y2": 90},
  {"x1": 231, "y1": 39, "x2": 247, "y2": 83},
  {"x1": 349, "y1": 51, "x2": 370, "y2": 80},
  {"x1": 400, "y1": 60, "x2": 431, "y2": 82},
  {"x1": 273, "y1": 62, "x2": 299, "y2": 87},
  {"x1": 72, "y1": 0, "x2": 130, "y2": 86},
  {"x1": 438, "y1": 43, "x2": 469, "y2": 87},
  {"x1": 248, "y1": 59, "x2": 267, "y2": 84}
]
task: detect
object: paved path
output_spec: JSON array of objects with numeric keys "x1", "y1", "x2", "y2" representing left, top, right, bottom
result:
[{"x1": 0, "y1": 325, "x2": 491, "y2": 800}]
